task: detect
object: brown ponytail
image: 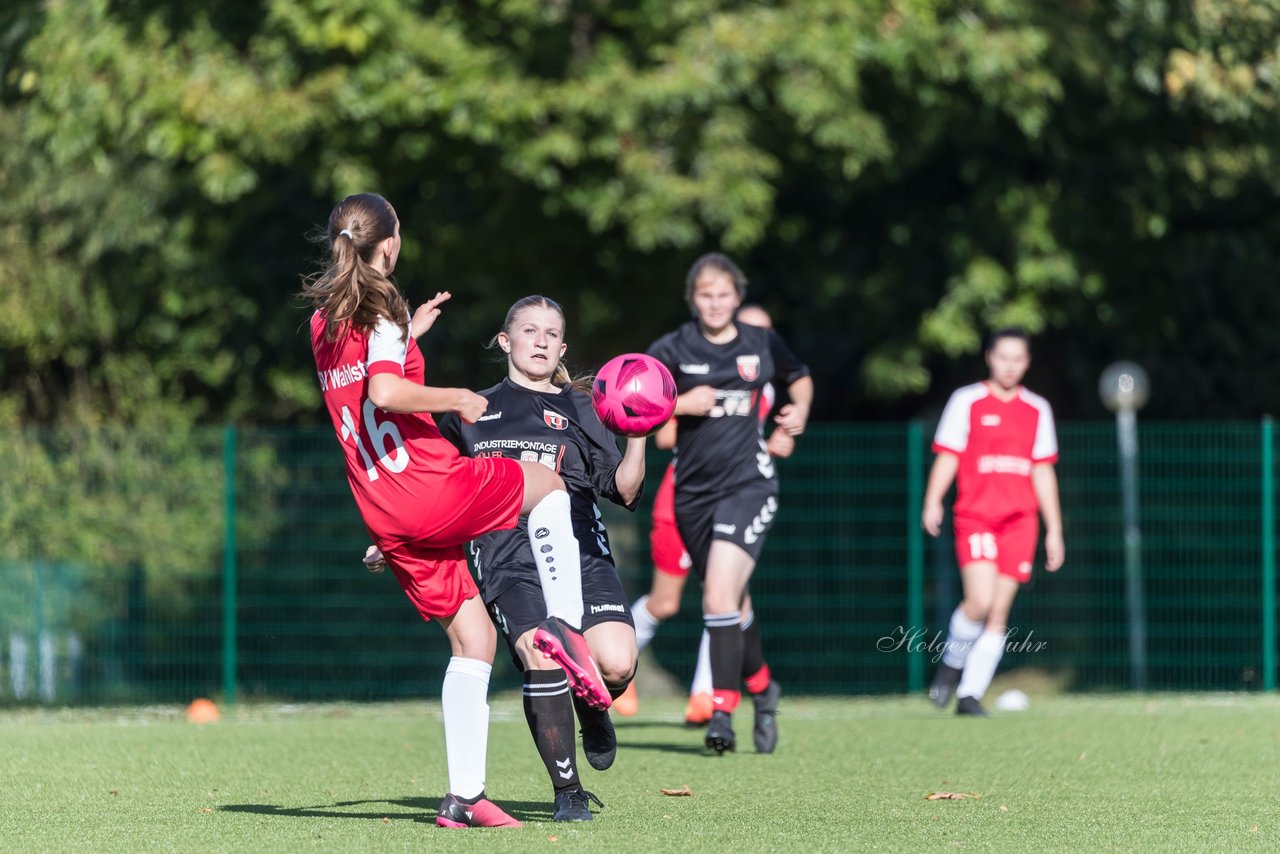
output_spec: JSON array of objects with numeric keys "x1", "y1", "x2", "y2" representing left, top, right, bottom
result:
[{"x1": 299, "y1": 193, "x2": 409, "y2": 342}]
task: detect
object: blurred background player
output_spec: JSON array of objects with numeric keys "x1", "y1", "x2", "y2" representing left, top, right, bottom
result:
[
  {"x1": 304, "y1": 193, "x2": 597, "y2": 828},
  {"x1": 619, "y1": 305, "x2": 795, "y2": 726},
  {"x1": 646, "y1": 255, "x2": 812, "y2": 754},
  {"x1": 921, "y1": 328, "x2": 1065, "y2": 716},
  {"x1": 437, "y1": 295, "x2": 643, "y2": 822}
]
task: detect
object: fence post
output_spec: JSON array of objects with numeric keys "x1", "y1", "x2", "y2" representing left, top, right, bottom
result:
[
  {"x1": 907, "y1": 421, "x2": 925, "y2": 693},
  {"x1": 222, "y1": 425, "x2": 238, "y2": 708},
  {"x1": 1263, "y1": 417, "x2": 1275, "y2": 692}
]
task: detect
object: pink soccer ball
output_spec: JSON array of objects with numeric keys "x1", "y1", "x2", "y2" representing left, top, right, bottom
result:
[{"x1": 592, "y1": 353, "x2": 677, "y2": 437}]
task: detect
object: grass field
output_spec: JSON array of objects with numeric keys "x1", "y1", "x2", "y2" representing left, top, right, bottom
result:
[{"x1": 1, "y1": 692, "x2": 1276, "y2": 852}]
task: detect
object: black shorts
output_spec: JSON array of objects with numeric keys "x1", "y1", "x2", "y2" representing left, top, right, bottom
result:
[
  {"x1": 675, "y1": 479, "x2": 779, "y2": 576},
  {"x1": 485, "y1": 554, "x2": 633, "y2": 668}
]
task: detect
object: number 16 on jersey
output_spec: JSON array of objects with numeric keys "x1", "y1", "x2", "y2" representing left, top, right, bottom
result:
[{"x1": 341, "y1": 400, "x2": 410, "y2": 481}]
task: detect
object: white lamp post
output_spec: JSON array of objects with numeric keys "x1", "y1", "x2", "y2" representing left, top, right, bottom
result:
[{"x1": 1099, "y1": 362, "x2": 1150, "y2": 690}]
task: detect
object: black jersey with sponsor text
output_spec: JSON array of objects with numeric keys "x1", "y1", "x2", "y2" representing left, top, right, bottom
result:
[
  {"x1": 647, "y1": 320, "x2": 809, "y2": 496},
  {"x1": 437, "y1": 379, "x2": 639, "y2": 596}
]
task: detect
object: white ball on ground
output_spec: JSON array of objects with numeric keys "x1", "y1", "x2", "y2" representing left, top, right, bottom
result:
[{"x1": 995, "y1": 689, "x2": 1030, "y2": 711}]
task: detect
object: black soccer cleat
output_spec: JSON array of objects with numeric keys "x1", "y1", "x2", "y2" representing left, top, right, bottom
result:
[
  {"x1": 751, "y1": 680, "x2": 781, "y2": 754},
  {"x1": 705, "y1": 710, "x2": 736, "y2": 754},
  {"x1": 929, "y1": 663, "x2": 963, "y2": 709},
  {"x1": 552, "y1": 786, "x2": 604, "y2": 822},
  {"x1": 575, "y1": 698, "x2": 617, "y2": 771},
  {"x1": 956, "y1": 695, "x2": 989, "y2": 717}
]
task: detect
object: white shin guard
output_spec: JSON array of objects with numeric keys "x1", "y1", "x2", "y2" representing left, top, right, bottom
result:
[{"x1": 527, "y1": 489, "x2": 584, "y2": 629}]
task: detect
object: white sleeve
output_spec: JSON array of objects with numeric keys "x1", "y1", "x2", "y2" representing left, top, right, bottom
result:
[
  {"x1": 1032, "y1": 399, "x2": 1059, "y2": 462},
  {"x1": 932, "y1": 388, "x2": 972, "y2": 454},
  {"x1": 366, "y1": 317, "x2": 407, "y2": 375}
]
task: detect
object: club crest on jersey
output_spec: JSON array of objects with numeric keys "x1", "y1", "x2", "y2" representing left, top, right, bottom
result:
[
  {"x1": 543, "y1": 409, "x2": 568, "y2": 430},
  {"x1": 737, "y1": 354, "x2": 761, "y2": 382}
]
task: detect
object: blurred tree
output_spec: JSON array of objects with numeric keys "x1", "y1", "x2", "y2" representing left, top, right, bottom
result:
[{"x1": 2, "y1": 0, "x2": 1279, "y2": 439}]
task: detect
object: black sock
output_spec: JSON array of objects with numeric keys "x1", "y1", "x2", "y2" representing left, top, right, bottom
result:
[
  {"x1": 523, "y1": 669, "x2": 579, "y2": 792},
  {"x1": 705, "y1": 611, "x2": 744, "y2": 710}
]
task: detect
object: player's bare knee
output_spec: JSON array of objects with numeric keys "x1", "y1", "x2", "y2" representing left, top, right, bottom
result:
[
  {"x1": 515, "y1": 629, "x2": 559, "y2": 671},
  {"x1": 647, "y1": 593, "x2": 680, "y2": 621},
  {"x1": 599, "y1": 649, "x2": 638, "y2": 688},
  {"x1": 596, "y1": 652, "x2": 636, "y2": 687},
  {"x1": 985, "y1": 612, "x2": 1011, "y2": 634},
  {"x1": 520, "y1": 463, "x2": 567, "y2": 512},
  {"x1": 703, "y1": 591, "x2": 739, "y2": 614},
  {"x1": 452, "y1": 623, "x2": 497, "y2": 662},
  {"x1": 962, "y1": 599, "x2": 992, "y2": 623}
]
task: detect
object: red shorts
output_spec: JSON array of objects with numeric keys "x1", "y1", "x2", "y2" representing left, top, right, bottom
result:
[
  {"x1": 382, "y1": 456, "x2": 525, "y2": 620},
  {"x1": 650, "y1": 464, "x2": 691, "y2": 577},
  {"x1": 953, "y1": 513, "x2": 1039, "y2": 583},
  {"x1": 384, "y1": 541, "x2": 477, "y2": 621},
  {"x1": 416, "y1": 456, "x2": 526, "y2": 547}
]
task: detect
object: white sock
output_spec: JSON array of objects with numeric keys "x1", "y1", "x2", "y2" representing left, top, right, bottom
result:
[
  {"x1": 632, "y1": 596, "x2": 661, "y2": 650},
  {"x1": 941, "y1": 607, "x2": 985, "y2": 669},
  {"x1": 957, "y1": 632, "x2": 1006, "y2": 700},
  {"x1": 441, "y1": 656, "x2": 491, "y2": 799},
  {"x1": 690, "y1": 629, "x2": 712, "y2": 695},
  {"x1": 526, "y1": 490, "x2": 584, "y2": 628}
]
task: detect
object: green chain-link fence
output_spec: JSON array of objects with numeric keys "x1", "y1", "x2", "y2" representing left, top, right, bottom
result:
[{"x1": 1, "y1": 422, "x2": 1275, "y2": 706}]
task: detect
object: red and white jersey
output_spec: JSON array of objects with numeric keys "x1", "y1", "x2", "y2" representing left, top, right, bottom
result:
[
  {"x1": 311, "y1": 310, "x2": 469, "y2": 548},
  {"x1": 932, "y1": 382, "x2": 1058, "y2": 522}
]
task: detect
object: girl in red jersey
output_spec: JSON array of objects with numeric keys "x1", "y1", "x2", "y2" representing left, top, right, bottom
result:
[
  {"x1": 921, "y1": 328, "x2": 1065, "y2": 716},
  {"x1": 300, "y1": 193, "x2": 603, "y2": 829}
]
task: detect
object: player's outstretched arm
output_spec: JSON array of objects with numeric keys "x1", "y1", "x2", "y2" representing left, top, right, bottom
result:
[
  {"x1": 410, "y1": 291, "x2": 452, "y2": 339},
  {"x1": 1032, "y1": 462, "x2": 1065, "y2": 571},
  {"x1": 775, "y1": 376, "x2": 814, "y2": 436},
  {"x1": 921, "y1": 452, "x2": 959, "y2": 537},
  {"x1": 368, "y1": 373, "x2": 487, "y2": 421},
  {"x1": 613, "y1": 437, "x2": 648, "y2": 505}
]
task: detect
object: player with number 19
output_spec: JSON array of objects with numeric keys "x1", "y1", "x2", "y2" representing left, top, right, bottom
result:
[
  {"x1": 921, "y1": 328, "x2": 1065, "y2": 717},
  {"x1": 302, "y1": 193, "x2": 603, "y2": 829}
]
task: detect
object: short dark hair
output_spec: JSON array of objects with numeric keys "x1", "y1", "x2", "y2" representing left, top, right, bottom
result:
[
  {"x1": 984, "y1": 327, "x2": 1030, "y2": 354},
  {"x1": 685, "y1": 253, "x2": 748, "y2": 311}
]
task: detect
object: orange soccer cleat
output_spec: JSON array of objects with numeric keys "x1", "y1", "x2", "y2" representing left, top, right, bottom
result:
[
  {"x1": 612, "y1": 682, "x2": 638, "y2": 717},
  {"x1": 683, "y1": 691, "x2": 714, "y2": 726}
]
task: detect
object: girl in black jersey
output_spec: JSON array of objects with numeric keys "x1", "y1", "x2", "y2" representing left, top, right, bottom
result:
[
  {"x1": 437, "y1": 296, "x2": 645, "y2": 822},
  {"x1": 646, "y1": 254, "x2": 813, "y2": 755}
]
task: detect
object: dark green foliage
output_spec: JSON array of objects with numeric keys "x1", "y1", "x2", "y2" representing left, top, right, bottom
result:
[{"x1": 4, "y1": 0, "x2": 1280, "y2": 563}]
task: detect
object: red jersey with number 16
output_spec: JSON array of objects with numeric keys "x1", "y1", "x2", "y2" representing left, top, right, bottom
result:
[
  {"x1": 932, "y1": 382, "x2": 1058, "y2": 522},
  {"x1": 311, "y1": 310, "x2": 477, "y2": 549}
]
